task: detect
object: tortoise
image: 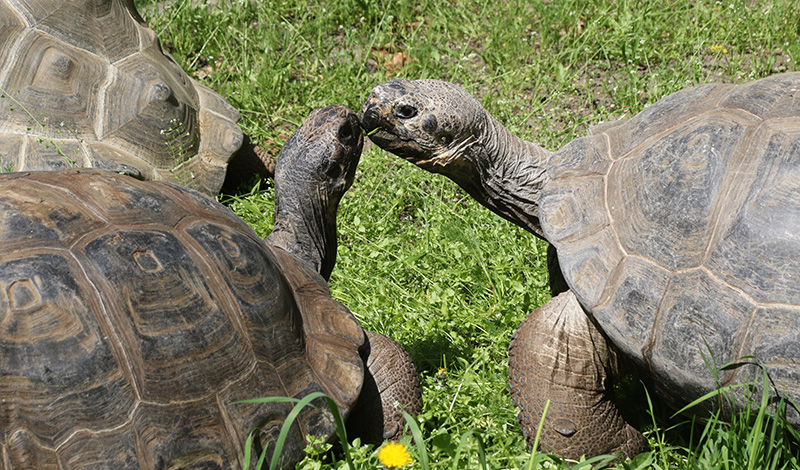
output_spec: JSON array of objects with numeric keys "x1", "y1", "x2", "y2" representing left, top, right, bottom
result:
[
  {"x1": 359, "y1": 73, "x2": 800, "y2": 458},
  {"x1": 0, "y1": 0, "x2": 250, "y2": 196},
  {"x1": 0, "y1": 105, "x2": 421, "y2": 469}
]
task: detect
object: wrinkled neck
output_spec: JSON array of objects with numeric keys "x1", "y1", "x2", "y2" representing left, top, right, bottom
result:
[
  {"x1": 266, "y1": 188, "x2": 337, "y2": 281},
  {"x1": 441, "y1": 112, "x2": 552, "y2": 238}
]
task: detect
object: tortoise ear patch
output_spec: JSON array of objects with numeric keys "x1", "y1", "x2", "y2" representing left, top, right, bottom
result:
[{"x1": 422, "y1": 115, "x2": 438, "y2": 134}]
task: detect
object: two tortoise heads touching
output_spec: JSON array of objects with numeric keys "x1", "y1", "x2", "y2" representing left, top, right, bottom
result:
[{"x1": 2, "y1": 2, "x2": 798, "y2": 461}]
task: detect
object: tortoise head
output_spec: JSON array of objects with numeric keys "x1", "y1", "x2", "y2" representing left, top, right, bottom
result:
[
  {"x1": 360, "y1": 79, "x2": 552, "y2": 238},
  {"x1": 270, "y1": 105, "x2": 363, "y2": 280},
  {"x1": 275, "y1": 105, "x2": 363, "y2": 203},
  {"x1": 359, "y1": 79, "x2": 485, "y2": 173}
]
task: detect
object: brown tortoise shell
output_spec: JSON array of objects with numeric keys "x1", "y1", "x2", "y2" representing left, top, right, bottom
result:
[
  {"x1": 540, "y1": 73, "x2": 800, "y2": 421},
  {"x1": 0, "y1": 0, "x2": 242, "y2": 195},
  {"x1": 0, "y1": 169, "x2": 364, "y2": 469}
]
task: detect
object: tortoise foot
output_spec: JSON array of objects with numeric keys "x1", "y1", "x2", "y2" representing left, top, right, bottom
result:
[
  {"x1": 509, "y1": 291, "x2": 648, "y2": 460},
  {"x1": 346, "y1": 330, "x2": 422, "y2": 446}
]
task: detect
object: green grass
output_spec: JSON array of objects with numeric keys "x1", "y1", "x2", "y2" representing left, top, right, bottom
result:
[{"x1": 133, "y1": 0, "x2": 800, "y2": 468}]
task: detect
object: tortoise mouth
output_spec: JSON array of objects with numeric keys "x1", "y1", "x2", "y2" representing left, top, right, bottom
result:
[
  {"x1": 367, "y1": 130, "x2": 429, "y2": 163},
  {"x1": 360, "y1": 101, "x2": 430, "y2": 164}
]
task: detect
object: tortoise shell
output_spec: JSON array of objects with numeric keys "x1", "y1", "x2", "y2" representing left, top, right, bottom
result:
[
  {"x1": 540, "y1": 72, "x2": 800, "y2": 420},
  {"x1": 0, "y1": 169, "x2": 364, "y2": 469},
  {"x1": 0, "y1": 0, "x2": 243, "y2": 195}
]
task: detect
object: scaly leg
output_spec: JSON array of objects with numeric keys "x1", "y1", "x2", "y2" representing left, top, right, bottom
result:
[
  {"x1": 346, "y1": 331, "x2": 422, "y2": 445},
  {"x1": 509, "y1": 290, "x2": 647, "y2": 459}
]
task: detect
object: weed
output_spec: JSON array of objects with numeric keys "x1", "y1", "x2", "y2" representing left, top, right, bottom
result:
[
  {"x1": 249, "y1": 372, "x2": 798, "y2": 470},
  {"x1": 161, "y1": 117, "x2": 197, "y2": 187},
  {"x1": 0, "y1": 87, "x2": 87, "y2": 168},
  {"x1": 0, "y1": 156, "x2": 14, "y2": 173}
]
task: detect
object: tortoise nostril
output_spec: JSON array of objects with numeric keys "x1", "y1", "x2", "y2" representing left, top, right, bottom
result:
[
  {"x1": 338, "y1": 123, "x2": 353, "y2": 141},
  {"x1": 360, "y1": 109, "x2": 377, "y2": 128},
  {"x1": 325, "y1": 161, "x2": 342, "y2": 179}
]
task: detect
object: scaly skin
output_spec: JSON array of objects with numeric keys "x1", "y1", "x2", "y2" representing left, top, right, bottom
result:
[
  {"x1": 360, "y1": 79, "x2": 552, "y2": 239},
  {"x1": 346, "y1": 331, "x2": 423, "y2": 446},
  {"x1": 509, "y1": 291, "x2": 647, "y2": 459},
  {"x1": 268, "y1": 104, "x2": 423, "y2": 443},
  {"x1": 360, "y1": 78, "x2": 647, "y2": 459},
  {"x1": 266, "y1": 105, "x2": 363, "y2": 281}
]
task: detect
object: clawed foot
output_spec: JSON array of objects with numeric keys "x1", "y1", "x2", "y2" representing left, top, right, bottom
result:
[{"x1": 509, "y1": 291, "x2": 648, "y2": 460}]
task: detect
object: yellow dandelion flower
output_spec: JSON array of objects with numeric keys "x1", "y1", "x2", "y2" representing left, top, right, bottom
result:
[
  {"x1": 437, "y1": 367, "x2": 447, "y2": 375},
  {"x1": 709, "y1": 44, "x2": 729, "y2": 54},
  {"x1": 378, "y1": 441, "x2": 412, "y2": 468}
]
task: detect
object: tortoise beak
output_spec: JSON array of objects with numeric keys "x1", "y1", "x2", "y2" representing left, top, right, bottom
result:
[
  {"x1": 359, "y1": 79, "x2": 411, "y2": 143},
  {"x1": 358, "y1": 97, "x2": 387, "y2": 137},
  {"x1": 360, "y1": 90, "x2": 429, "y2": 163},
  {"x1": 359, "y1": 99, "x2": 401, "y2": 151}
]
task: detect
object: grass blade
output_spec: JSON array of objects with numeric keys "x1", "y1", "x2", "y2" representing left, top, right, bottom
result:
[
  {"x1": 234, "y1": 392, "x2": 328, "y2": 470},
  {"x1": 268, "y1": 392, "x2": 326, "y2": 470},
  {"x1": 525, "y1": 399, "x2": 551, "y2": 470},
  {"x1": 322, "y1": 395, "x2": 354, "y2": 470},
  {"x1": 403, "y1": 411, "x2": 430, "y2": 470}
]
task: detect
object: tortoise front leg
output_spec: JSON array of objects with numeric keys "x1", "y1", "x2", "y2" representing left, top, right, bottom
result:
[
  {"x1": 346, "y1": 330, "x2": 422, "y2": 445},
  {"x1": 509, "y1": 290, "x2": 647, "y2": 459}
]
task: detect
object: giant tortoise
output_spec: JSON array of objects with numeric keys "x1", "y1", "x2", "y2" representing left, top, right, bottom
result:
[
  {"x1": 0, "y1": 105, "x2": 421, "y2": 469},
  {"x1": 0, "y1": 0, "x2": 248, "y2": 195},
  {"x1": 360, "y1": 73, "x2": 800, "y2": 458}
]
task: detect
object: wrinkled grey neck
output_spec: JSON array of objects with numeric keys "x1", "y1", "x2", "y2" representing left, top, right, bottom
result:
[
  {"x1": 450, "y1": 110, "x2": 553, "y2": 238},
  {"x1": 266, "y1": 186, "x2": 337, "y2": 281}
]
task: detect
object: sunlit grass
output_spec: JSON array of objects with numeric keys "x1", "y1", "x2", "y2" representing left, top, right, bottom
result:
[{"x1": 241, "y1": 375, "x2": 798, "y2": 469}]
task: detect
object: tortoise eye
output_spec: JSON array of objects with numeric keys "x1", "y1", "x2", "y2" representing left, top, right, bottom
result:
[{"x1": 394, "y1": 105, "x2": 418, "y2": 119}]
